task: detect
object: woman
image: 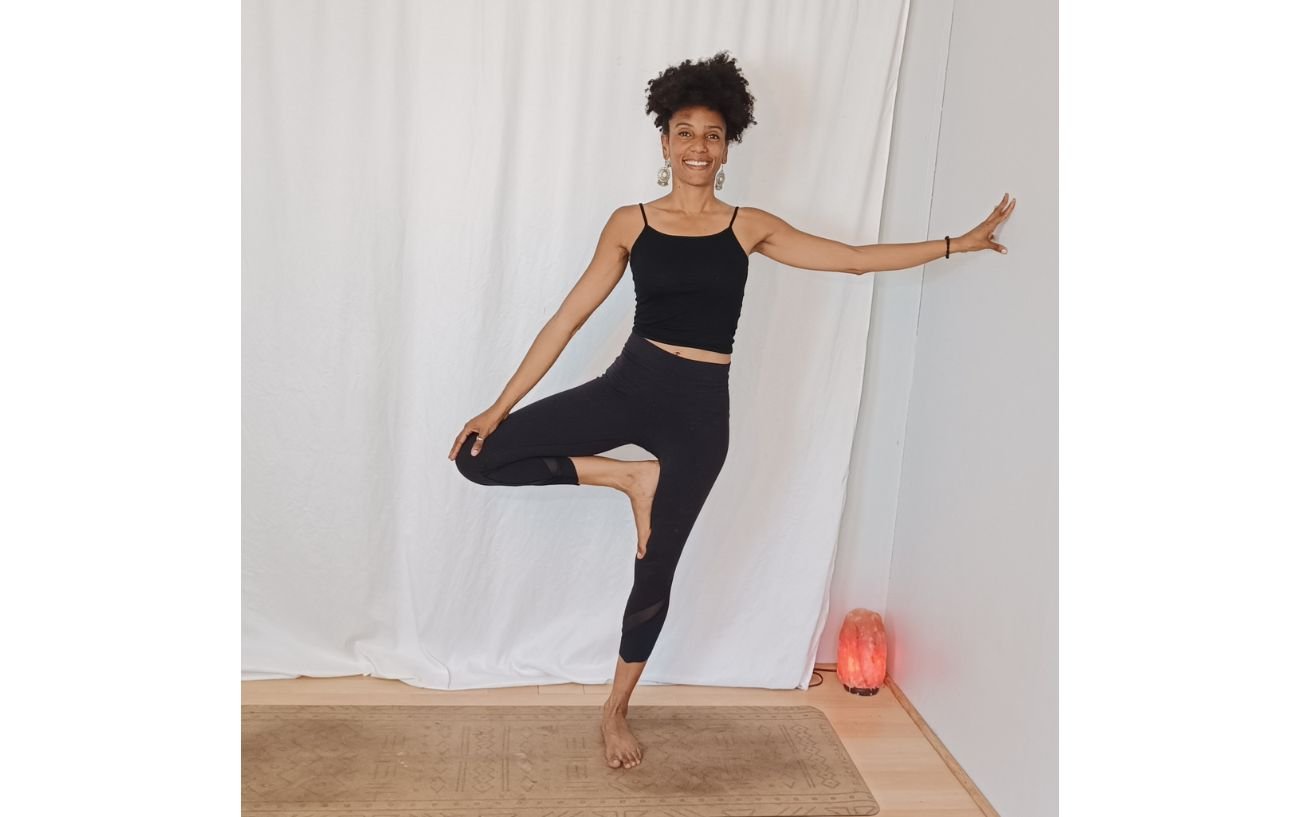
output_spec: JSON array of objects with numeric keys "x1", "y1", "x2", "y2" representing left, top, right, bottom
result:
[{"x1": 448, "y1": 51, "x2": 1015, "y2": 770}]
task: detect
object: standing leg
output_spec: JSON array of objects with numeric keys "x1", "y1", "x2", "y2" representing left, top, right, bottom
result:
[
  {"x1": 616, "y1": 448, "x2": 727, "y2": 663},
  {"x1": 600, "y1": 439, "x2": 729, "y2": 769}
]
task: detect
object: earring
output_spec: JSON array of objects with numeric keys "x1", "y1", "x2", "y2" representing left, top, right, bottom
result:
[
  {"x1": 657, "y1": 157, "x2": 670, "y2": 187},
  {"x1": 714, "y1": 164, "x2": 726, "y2": 191}
]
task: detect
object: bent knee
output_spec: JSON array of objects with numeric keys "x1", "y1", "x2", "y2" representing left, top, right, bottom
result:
[{"x1": 454, "y1": 435, "x2": 494, "y2": 485}]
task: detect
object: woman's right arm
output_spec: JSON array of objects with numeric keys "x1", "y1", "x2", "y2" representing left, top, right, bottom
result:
[{"x1": 449, "y1": 206, "x2": 633, "y2": 460}]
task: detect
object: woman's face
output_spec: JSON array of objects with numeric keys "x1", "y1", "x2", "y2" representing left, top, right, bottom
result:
[{"x1": 661, "y1": 106, "x2": 728, "y2": 186}]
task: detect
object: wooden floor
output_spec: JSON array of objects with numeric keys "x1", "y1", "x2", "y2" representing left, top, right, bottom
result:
[{"x1": 242, "y1": 670, "x2": 990, "y2": 817}]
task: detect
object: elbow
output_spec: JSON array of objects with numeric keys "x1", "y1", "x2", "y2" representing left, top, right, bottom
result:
[
  {"x1": 547, "y1": 313, "x2": 584, "y2": 337},
  {"x1": 850, "y1": 247, "x2": 873, "y2": 275}
]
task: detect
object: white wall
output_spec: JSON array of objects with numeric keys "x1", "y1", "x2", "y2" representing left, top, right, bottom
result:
[{"x1": 829, "y1": 2, "x2": 1058, "y2": 816}]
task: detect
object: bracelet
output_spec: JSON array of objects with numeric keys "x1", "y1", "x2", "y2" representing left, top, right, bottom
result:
[{"x1": 945, "y1": 236, "x2": 950, "y2": 259}]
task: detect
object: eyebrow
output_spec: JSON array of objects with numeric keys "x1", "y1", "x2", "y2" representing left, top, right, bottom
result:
[{"x1": 671, "y1": 123, "x2": 724, "y2": 131}]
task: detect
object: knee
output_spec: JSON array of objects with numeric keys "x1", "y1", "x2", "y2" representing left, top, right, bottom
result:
[{"x1": 454, "y1": 433, "x2": 494, "y2": 485}]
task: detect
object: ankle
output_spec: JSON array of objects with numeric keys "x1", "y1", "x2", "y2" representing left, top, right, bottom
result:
[
  {"x1": 615, "y1": 468, "x2": 639, "y2": 494},
  {"x1": 571, "y1": 455, "x2": 642, "y2": 492}
]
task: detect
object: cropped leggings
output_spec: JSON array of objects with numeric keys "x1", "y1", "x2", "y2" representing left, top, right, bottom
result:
[{"x1": 454, "y1": 331, "x2": 730, "y2": 663}]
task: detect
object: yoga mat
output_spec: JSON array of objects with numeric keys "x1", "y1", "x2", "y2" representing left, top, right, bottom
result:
[{"x1": 242, "y1": 704, "x2": 880, "y2": 815}]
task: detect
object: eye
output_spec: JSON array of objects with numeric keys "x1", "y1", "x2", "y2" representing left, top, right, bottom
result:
[{"x1": 678, "y1": 131, "x2": 690, "y2": 137}]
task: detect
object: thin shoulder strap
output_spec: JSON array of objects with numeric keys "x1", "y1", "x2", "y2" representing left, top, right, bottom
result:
[
  {"x1": 638, "y1": 203, "x2": 648, "y2": 225},
  {"x1": 729, "y1": 205, "x2": 739, "y2": 227}
]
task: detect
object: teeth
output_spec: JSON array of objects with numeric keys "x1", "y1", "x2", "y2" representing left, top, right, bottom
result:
[{"x1": 685, "y1": 160, "x2": 709, "y2": 167}]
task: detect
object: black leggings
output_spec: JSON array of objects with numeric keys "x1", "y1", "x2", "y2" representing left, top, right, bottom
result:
[{"x1": 454, "y1": 331, "x2": 730, "y2": 663}]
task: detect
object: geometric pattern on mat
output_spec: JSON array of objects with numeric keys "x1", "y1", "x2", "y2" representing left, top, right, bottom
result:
[{"x1": 243, "y1": 704, "x2": 879, "y2": 816}]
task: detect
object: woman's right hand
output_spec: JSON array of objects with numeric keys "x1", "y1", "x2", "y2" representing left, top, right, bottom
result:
[{"x1": 448, "y1": 405, "x2": 511, "y2": 461}]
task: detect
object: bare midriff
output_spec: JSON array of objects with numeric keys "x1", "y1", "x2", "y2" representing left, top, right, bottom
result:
[{"x1": 641, "y1": 337, "x2": 732, "y2": 364}]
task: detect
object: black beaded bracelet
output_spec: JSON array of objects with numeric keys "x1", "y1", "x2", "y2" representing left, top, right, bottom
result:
[{"x1": 945, "y1": 236, "x2": 950, "y2": 258}]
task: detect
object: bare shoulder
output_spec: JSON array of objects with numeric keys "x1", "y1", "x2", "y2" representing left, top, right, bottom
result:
[
  {"x1": 735, "y1": 205, "x2": 785, "y2": 253},
  {"x1": 740, "y1": 205, "x2": 783, "y2": 230},
  {"x1": 612, "y1": 203, "x2": 643, "y2": 226},
  {"x1": 607, "y1": 203, "x2": 647, "y2": 255}
]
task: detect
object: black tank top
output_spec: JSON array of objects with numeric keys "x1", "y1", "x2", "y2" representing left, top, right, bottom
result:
[{"x1": 629, "y1": 202, "x2": 749, "y2": 355}]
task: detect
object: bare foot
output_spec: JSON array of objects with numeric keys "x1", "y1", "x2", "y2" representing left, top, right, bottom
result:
[
  {"x1": 600, "y1": 702, "x2": 643, "y2": 768},
  {"x1": 623, "y1": 460, "x2": 660, "y2": 559}
]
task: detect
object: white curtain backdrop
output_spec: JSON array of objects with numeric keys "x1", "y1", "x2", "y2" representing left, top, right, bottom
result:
[{"x1": 242, "y1": 0, "x2": 909, "y2": 690}]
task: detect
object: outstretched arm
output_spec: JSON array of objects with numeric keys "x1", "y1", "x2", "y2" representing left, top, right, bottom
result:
[{"x1": 752, "y1": 194, "x2": 1017, "y2": 274}]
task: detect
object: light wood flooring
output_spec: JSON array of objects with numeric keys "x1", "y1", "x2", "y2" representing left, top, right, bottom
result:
[{"x1": 242, "y1": 668, "x2": 994, "y2": 817}]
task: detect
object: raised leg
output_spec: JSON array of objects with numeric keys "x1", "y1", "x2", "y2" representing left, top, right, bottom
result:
[
  {"x1": 453, "y1": 375, "x2": 637, "y2": 487},
  {"x1": 571, "y1": 455, "x2": 638, "y2": 489}
]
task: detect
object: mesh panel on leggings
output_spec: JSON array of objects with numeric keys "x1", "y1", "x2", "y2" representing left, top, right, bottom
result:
[{"x1": 622, "y1": 599, "x2": 666, "y2": 632}]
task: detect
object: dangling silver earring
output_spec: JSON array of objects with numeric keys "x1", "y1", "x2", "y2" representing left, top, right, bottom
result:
[
  {"x1": 657, "y1": 156, "x2": 671, "y2": 187},
  {"x1": 714, "y1": 163, "x2": 726, "y2": 191}
]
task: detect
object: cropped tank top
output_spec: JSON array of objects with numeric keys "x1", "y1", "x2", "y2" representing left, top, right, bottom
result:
[{"x1": 629, "y1": 202, "x2": 749, "y2": 355}]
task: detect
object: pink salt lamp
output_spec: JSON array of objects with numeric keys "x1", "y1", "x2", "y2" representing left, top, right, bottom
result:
[{"x1": 837, "y1": 608, "x2": 887, "y2": 696}]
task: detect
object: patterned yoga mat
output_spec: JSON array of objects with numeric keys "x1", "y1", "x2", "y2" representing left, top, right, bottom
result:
[{"x1": 242, "y1": 704, "x2": 880, "y2": 816}]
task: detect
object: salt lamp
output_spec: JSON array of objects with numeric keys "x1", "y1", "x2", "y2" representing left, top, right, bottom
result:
[{"x1": 837, "y1": 608, "x2": 887, "y2": 696}]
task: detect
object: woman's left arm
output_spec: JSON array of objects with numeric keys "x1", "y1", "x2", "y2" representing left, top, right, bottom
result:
[{"x1": 753, "y1": 194, "x2": 1016, "y2": 274}]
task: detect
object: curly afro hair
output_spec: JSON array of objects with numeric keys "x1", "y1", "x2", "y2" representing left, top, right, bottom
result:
[{"x1": 644, "y1": 51, "x2": 757, "y2": 145}]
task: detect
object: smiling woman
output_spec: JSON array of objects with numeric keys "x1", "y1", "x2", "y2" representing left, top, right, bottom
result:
[
  {"x1": 449, "y1": 48, "x2": 1017, "y2": 774},
  {"x1": 645, "y1": 51, "x2": 757, "y2": 195}
]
